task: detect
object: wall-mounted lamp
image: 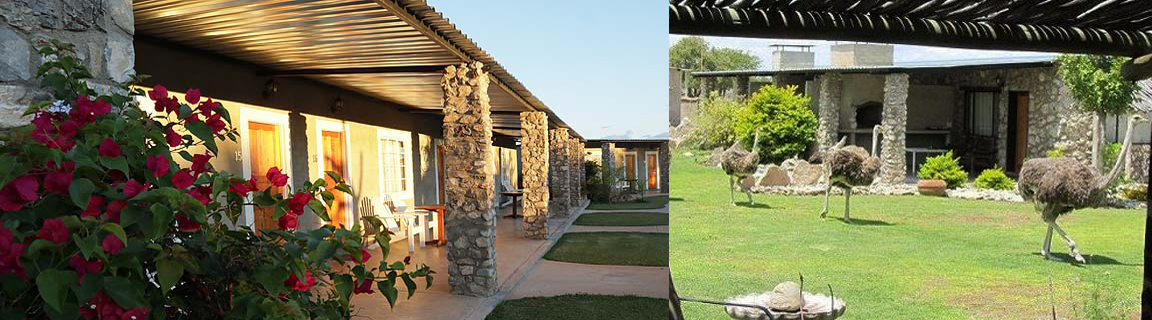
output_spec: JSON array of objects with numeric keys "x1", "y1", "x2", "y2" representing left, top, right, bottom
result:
[
  {"x1": 331, "y1": 97, "x2": 344, "y2": 114},
  {"x1": 262, "y1": 79, "x2": 278, "y2": 98}
]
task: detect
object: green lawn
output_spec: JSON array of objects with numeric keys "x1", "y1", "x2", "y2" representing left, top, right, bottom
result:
[
  {"x1": 587, "y1": 195, "x2": 670, "y2": 210},
  {"x1": 670, "y1": 153, "x2": 1144, "y2": 320},
  {"x1": 485, "y1": 294, "x2": 668, "y2": 320},
  {"x1": 574, "y1": 212, "x2": 669, "y2": 226},
  {"x1": 544, "y1": 232, "x2": 669, "y2": 266}
]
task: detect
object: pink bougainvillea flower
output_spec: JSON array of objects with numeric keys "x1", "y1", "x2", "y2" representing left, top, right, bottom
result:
[
  {"x1": 148, "y1": 85, "x2": 169, "y2": 101},
  {"x1": 91, "y1": 98, "x2": 111, "y2": 116},
  {"x1": 206, "y1": 112, "x2": 227, "y2": 134},
  {"x1": 185, "y1": 88, "x2": 201, "y2": 104},
  {"x1": 171, "y1": 169, "x2": 193, "y2": 189},
  {"x1": 38, "y1": 217, "x2": 69, "y2": 244},
  {"x1": 287, "y1": 192, "x2": 311, "y2": 214},
  {"x1": 101, "y1": 234, "x2": 123, "y2": 255},
  {"x1": 80, "y1": 292, "x2": 131, "y2": 320},
  {"x1": 190, "y1": 153, "x2": 212, "y2": 174},
  {"x1": 97, "y1": 137, "x2": 121, "y2": 157},
  {"x1": 81, "y1": 195, "x2": 105, "y2": 219},
  {"x1": 350, "y1": 248, "x2": 372, "y2": 264},
  {"x1": 228, "y1": 181, "x2": 252, "y2": 195},
  {"x1": 43, "y1": 161, "x2": 75, "y2": 194},
  {"x1": 105, "y1": 200, "x2": 126, "y2": 223},
  {"x1": 278, "y1": 212, "x2": 298, "y2": 231},
  {"x1": 353, "y1": 277, "x2": 375, "y2": 294},
  {"x1": 284, "y1": 271, "x2": 315, "y2": 292},
  {"x1": 0, "y1": 225, "x2": 26, "y2": 280},
  {"x1": 68, "y1": 254, "x2": 103, "y2": 281},
  {"x1": 187, "y1": 186, "x2": 211, "y2": 205},
  {"x1": 175, "y1": 213, "x2": 201, "y2": 233},
  {"x1": 120, "y1": 308, "x2": 149, "y2": 320},
  {"x1": 0, "y1": 175, "x2": 39, "y2": 211},
  {"x1": 146, "y1": 154, "x2": 170, "y2": 177},
  {"x1": 122, "y1": 179, "x2": 148, "y2": 199},
  {"x1": 165, "y1": 126, "x2": 182, "y2": 148},
  {"x1": 266, "y1": 167, "x2": 289, "y2": 187},
  {"x1": 196, "y1": 98, "x2": 216, "y2": 115}
]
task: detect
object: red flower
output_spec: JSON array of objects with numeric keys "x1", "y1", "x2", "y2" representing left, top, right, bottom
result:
[
  {"x1": 0, "y1": 175, "x2": 39, "y2": 211},
  {"x1": 0, "y1": 225, "x2": 26, "y2": 279},
  {"x1": 175, "y1": 214, "x2": 201, "y2": 233},
  {"x1": 106, "y1": 169, "x2": 126, "y2": 183},
  {"x1": 205, "y1": 112, "x2": 227, "y2": 134},
  {"x1": 278, "y1": 212, "x2": 298, "y2": 231},
  {"x1": 228, "y1": 181, "x2": 252, "y2": 195},
  {"x1": 403, "y1": 255, "x2": 411, "y2": 265},
  {"x1": 349, "y1": 248, "x2": 372, "y2": 264},
  {"x1": 287, "y1": 192, "x2": 311, "y2": 213},
  {"x1": 266, "y1": 167, "x2": 289, "y2": 187},
  {"x1": 190, "y1": 153, "x2": 212, "y2": 174},
  {"x1": 146, "y1": 154, "x2": 169, "y2": 177},
  {"x1": 123, "y1": 179, "x2": 148, "y2": 199},
  {"x1": 197, "y1": 98, "x2": 216, "y2": 115},
  {"x1": 43, "y1": 161, "x2": 75, "y2": 194},
  {"x1": 101, "y1": 234, "x2": 123, "y2": 255},
  {"x1": 172, "y1": 169, "x2": 193, "y2": 189},
  {"x1": 121, "y1": 308, "x2": 149, "y2": 320},
  {"x1": 105, "y1": 200, "x2": 126, "y2": 223},
  {"x1": 97, "y1": 138, "x2": 121, "y2": 157},
  {"x1": 353, "y1": 277, "x2": 375, "y2": 294},
  {"x1": 81, "y1": 195, "x2": 105, "y2": 219},
  {"x1": 185, "y1": 88, "x2": 201, "y2": 104},
  {"x1": 68, "y1": 254, "x2": 103, "y2": 281},
  {"x1": 165, "y1": 127, "x2": 181, "y2": 148},
  {"x1": 80, "y1": 292, "x2": 135, "y2": 320},
  {"x1": 284, "y1": 271, "x2": 315, "y2": 292},
  {"x1": 187, "y1": 186, "x2": 212, "y2": 205},
  {"x1": 149, "y1": 85, "x2": 168, "y2": 101},
  {"x1": 38, "y1": 217, "x2": 69, "y2": 244}
]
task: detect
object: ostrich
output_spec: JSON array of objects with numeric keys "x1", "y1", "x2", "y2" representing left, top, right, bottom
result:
[
  {"x1": 1019, "y1": 114, "x2": 1148, "y2": 263},
  {"x1": 814, "y1": 137, "x2": 880, "y2": 223},
  {"x1": 720, "y1": 130, "x2": 763, "y2": 205}
]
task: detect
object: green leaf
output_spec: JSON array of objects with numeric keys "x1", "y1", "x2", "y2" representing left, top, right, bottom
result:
[
  {"x1": 253, "y1": 265, "x2": 287, "y2": 296},
  {"x1": 157, "y1": 257, "x2": 184, "y2": 295},
  {"x1": 72, "y1": 234, "x2": 99, "y2": 259},
  {"x1": 313, "y1": 179, "x2": 327, "y2": 188},
  {"x1": 36, "y1": 269, "x2": 77, "y2": 313},
  {"x1": 308, "y1": 199, "x2": 329, "y2": 222},
  {"x1": 177, "y1": 150, "x2": 193, "y2": 162},
  {"x1": 335, "y1": 184, "x2": 353, "y2": 195},
  {"x1": 184, "y1": 121, "x2": 218, "y2": 154},
  {"x1": 102, "y1": 277, "x2": 146, "y2": 309},
  {"x1": 310, "y1": 241, "x2": 338, "y2": 264},
  {"x1": 100, "y1": 223, "x2": 127, "y2": 244},
  {"x1": 253, "y1": 190, "x2": 276, "y2": 206},
  {"x1": 150, "y1": 203, "x2": 174, "y2": 239},
  {"x1": 333, "y1": 274, "x2": 353, "y2": 303},
  {"x1": 23, "y1": 239, "x2": 56, "y2": 257},
  {"x1": 100, "y1": 156, "x2": 129, "y2": 177},
  {"x1": 68, "y1": 178, "x2": 95, "y2": 208},
  {"x1": 378, "y1": 279, "x2": 399, "y2": 307},
  {"x1": 400, "y1": 273, "x2": 417, "y2": 298},
  {"x1": 325, "y1": 171, "x2": 343, "y2": 183}
]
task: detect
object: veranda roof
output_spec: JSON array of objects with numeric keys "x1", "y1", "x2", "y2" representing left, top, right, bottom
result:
[
  {"x1": 669, "y1": 0, "x2": 1152, "y2": 57},
  {"x1": 134, "y1": 0, "x2": 580, "y2": 139},
  {"x1": 692, "y1": 56, "x2": 1054, "y2": 77}
]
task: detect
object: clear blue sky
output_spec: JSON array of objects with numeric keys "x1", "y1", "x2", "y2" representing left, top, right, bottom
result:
[{"x1": 427, "y1": 1, "x2": 669, "y2": 139}]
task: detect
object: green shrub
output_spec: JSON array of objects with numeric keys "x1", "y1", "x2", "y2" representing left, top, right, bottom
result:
[
  {"x1": 733, "y1": 85, "x2": 817, "y2": 164},
  {"x1": 1120, "y1": 184, "x2": 1148, "y2": 201},
  {"x1": 917, "y1": 151, "x2": 968, "y2": 189},
  {"x1": 686, "y1": 92, "x2": 745, "y2": 149},
  {"x1": 973, "y1": 167, "x2": 1015, "y2": 190},
  {"x1": 1047, "y1": 147, "x2": 1066, "y2": 158},
  {"x1": 1102, "y1": 142, "x2": 1122, "y2": 170}
]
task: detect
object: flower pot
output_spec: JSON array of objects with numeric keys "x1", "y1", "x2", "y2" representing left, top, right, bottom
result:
[{"x1": 917, "y1": 180, "x2": 948, "y2": 197}]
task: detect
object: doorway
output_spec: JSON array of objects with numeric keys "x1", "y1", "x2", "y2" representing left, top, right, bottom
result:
[
  {"x1": 624, "y1": 153, "x2": 637, "y2": 190},
  {"x1": 321, "y1": 130, "x2": 348, "y2": 227},
  {"x1": 646, "y1": 152, "x2": 659, "y2": 191},
  {"x1": 1007, "y1": 92, "x2": 1029, "y2": 173},
  {"x1": 247, "y1": 122, "x2": 282, "y2": 230}
]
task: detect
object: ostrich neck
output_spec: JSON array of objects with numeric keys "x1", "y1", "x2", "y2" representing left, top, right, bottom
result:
[
  {"x1": 1098, "y1": 119, "x2": 1136, "y2": 189},
  {"x1": 750, "y1": 132, "x2": 762, "y2": 156}
]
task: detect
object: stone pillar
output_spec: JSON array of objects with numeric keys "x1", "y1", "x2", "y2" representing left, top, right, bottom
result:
[
  {"x1": 659, "y1": 143, "x2": 670, "y2": 193},
  {"x1": 880, "y1": 73, "x2": 909, "y2": 184},
  {"x1": 441, "y1": 62, "x2": 497, "y2": 297},
  {"x1": 816, "y1": 73, "x2": 843, "y2": 151},
  {"x1": 568, "y1": 136, "x2": 582, "y2": 207},
  {"x1": 0, "y1": 0, "x2": 135, "y2": 128},
  {"x1": 549, "y1": 128, "x2": 571, "y2": 218},
  {"x1": 601, "y1": 142, "x2": 615, "y2": 182},
  {"x1": 518, "y1": 112, "x2": 549, "y2": 239}
]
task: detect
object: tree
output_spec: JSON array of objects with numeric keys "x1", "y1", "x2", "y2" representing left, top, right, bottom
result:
[
  {"x1": 669, "y1": 36, "x2": 761, "y2": 96},
  {"x1": 685, "y1": 92, "x2": 744, "y2": 150},
  {"x1": 734, "y1": 85, "x2": 817, "y2": 164},
  {"x1": 1055, "y1": 54, "x2": 1140, "y2": 169}
]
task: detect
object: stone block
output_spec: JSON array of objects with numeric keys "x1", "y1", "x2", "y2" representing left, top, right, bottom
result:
[
  {"x1": 757, "y1": 165, "x2": 791, "y2": 187},
  {"x1": 104, "y1": 31, "x2": 134, "y2": 83},
  {"x1": 0, "y1": 85, "x2": 35, "y2": 129},
  {"x1": 0, "y1": 26, "x2": 31, "y2": 81},
  {"x1": 791, "y1": 162, "x2": 823, "y2": 185}
]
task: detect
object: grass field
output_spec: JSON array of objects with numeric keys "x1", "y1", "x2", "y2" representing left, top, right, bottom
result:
[
  {"x1": 670, "y1": 153, "x2": 1145, "y2": 320},
  {"x1": 544, "y1": 232, "x2": 669, "y2": 266},
  {"x1": 574, "y1": 212, "x2": 669, "y2": 226},
  {"x1": 485, "y1": 294, "x2": 668, "y2": 320},
  {"x1": 587, "y1": 195, "x2": 669, "y2": 210}
]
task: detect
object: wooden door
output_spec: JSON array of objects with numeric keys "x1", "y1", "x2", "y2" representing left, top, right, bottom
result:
[
  {"x1": 322, "y1": 131, "x2": 347, "y2": 227},
  {"x1": 1013, "y1": 93, "x2": 1029, "y2": 172},
  {"x1": 646, "y1": 153, "x2": 659, "y2": 190},
  {"x1": 248, "y1": 122, "x2": 282, "y2": 230},
  {"x1": 624, "y1": 154, "x2": 637, "y2": 189}
]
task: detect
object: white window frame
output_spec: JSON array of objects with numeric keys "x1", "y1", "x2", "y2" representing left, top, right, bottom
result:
[
  {"x1": 377, "y1": 128, "x2": 416, "y2": 203},
  {"x1": 624, "y1": 151, "x2": 639, "y2": 180},
  {"x1": 315, "y1": 119, "x2": 354, "y2": 227},
  {"x1": 644, "y1": 151, "x2": 660, "y2": 189},
  {"x1": 237, "y1": 107, "x2": 292, "y2": 228}
]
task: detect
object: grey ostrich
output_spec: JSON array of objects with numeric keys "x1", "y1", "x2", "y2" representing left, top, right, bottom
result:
[
  {"x1": 815, "y1": 137, "x2": 880, "y2": 223},
  {"x1": 1018, "y1": 114, "x2": 1148, "y2": 263},
  {"x1": 720, "y1": 130, "x2": 763, "y2": 205}
]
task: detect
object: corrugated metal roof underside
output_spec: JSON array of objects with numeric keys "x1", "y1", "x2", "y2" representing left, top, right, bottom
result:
[{"x1": 693, "y1": 56, "x2": 1056, "y2": 77}]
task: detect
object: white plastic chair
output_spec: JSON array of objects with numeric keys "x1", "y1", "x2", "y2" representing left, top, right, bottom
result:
[{"x1": 361, "y1": 196, "x2": 425, "y2": 254}]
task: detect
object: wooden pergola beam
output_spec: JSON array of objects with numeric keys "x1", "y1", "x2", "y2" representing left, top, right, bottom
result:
[{"x1": 1122, "y1": 52, "x2": 1152, "y2": 81}]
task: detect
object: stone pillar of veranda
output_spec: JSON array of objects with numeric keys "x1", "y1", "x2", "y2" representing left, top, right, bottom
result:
[
  {"x1": 549, "y1": 128, "x2": 571, "y2": 218},
  {"x1": 600, "y1": 142, "x2": 615, "y2": 182},
  {"x1": 441, "y1": 62, "x2": 497, "y2": 297},
  {"x1": 815, "y1": 73, "x2": 842, "y2": 152},
  {"x1": 568, "y1": 136, "x2": 583, "y2": 207},
  {"x1": 519, "y1": 112, "x2": 549, "y2": 240},
  {"x1": 880, "y1": 73, "x2": 909, "y2": 184},
  {"x1": 659, "y1": 142, "x2": 670, "y2": 193}
]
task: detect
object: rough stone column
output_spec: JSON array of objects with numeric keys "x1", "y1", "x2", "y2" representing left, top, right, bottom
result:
[
  {"x1": 568, "y1": 136, "x2": 582, "y2": 207},
  {"x1": 549, "y1": 128, "x2": 571, "y2": 218},
  {"x1": 816, "y1": 73, "x2": 843, "y2": 151},
  {"x1": 880, "y1": 73, "x2": 909, "y2": 184},
  {"x1": 659, "y1": 142, "x2": 670, "y2": 193},
  {"x1": 601, "y1": 142, "x2": 616, "y2": 182},
  {"x1": 0, "y1": 0, "x2": 135, "y2": 128},
  {"x1": 518, "y1": 112, "x2": 549, "y2": 239},
  {"x1": 441, "y1": 62, "x2": 497, "y2": 297}
]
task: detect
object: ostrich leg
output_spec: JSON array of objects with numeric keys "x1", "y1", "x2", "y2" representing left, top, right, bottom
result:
[
  {"x1": 1042, "y1": 224, "x2": 1054, "y2": 259},
  {"x1": 1050, "y1": 221, "x2": 1087, "y2": 263},
  {"x1": 819, "y1": 182, "x2": 831, "y2": 219},
  {"x1": 728, "y1": 175, "x2": 736, "y2": 206},
  {"x1": 843, "y1": 187, "x2": 852, "y2": 223},
  {"x1": 745, "y1": 185, "x2": 754, "y2": 205}
]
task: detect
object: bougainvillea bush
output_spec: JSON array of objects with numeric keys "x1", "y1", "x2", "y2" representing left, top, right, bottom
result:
[{"x1": 0, "y1": 41, "x2": 430, "y2": 319}]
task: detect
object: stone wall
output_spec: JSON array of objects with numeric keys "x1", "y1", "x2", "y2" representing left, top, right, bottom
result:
[
  {"x1": 519, "y1": 112, "x2": 549, "y2": 239},
  {"x1": 659, "y1": 142, "x2": 670, "y2": 193},
  {"x1": 441, "y1": 62, "x2": 497, "y2": 297},
  {"x1": 568, "y1": 136, "x2": 582, "y2": 208},
  {"x1": 601, "y1": 142, "x2": 615, "y2": 181},
  {"x1": 1127, "y1": 144, "x2": 1150, "y2": 184},
  {"x1": 549, "y1": 128, "x2": 571, "y2": 218},
  {"x1": 0, "y1": 0, "x2": 134, "y2": 128},
  {"x1": 816, "y1": 73, "x2": 843, "y2": 151},
  {"x1": 879, "y1": 73, "x2": 908, "y2": 183}
]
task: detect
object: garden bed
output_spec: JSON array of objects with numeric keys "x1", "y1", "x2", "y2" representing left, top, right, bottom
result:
[
  {"x1": 544, "y1": 232, "x2": 668, "y2": 266},
  {"x1": 574, "y1": 212, "x2": 669, "y2": 226}
]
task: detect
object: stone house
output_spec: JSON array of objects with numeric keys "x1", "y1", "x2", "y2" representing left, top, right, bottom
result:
[
  {"x1": 692, "y1": 43, "x2": 1151, "y2": 184},
  {"x1": 0, "y1": 0, "x2": 589, "y2": 298},
  {"x1": 585, "y1": 139, "x2": 671, "y2": 194}
]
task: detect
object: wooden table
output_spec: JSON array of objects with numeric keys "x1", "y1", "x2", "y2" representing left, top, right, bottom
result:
[
  {"x1": 414, "y1": 204, "x2": 446, "y2": 246},
  {"x1": 500, "y1": 191, "x2": 524, "y2": 218}
]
